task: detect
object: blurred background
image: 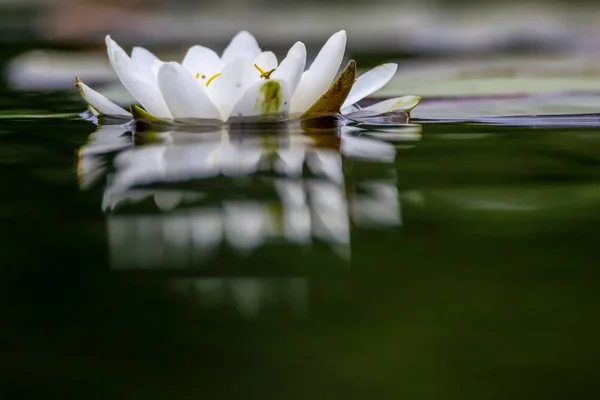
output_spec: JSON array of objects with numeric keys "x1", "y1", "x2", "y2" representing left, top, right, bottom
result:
[
  {"x1": 2, "y1": 0, "x2": 600, "y2": 51},
  {"x1": 3, "y1": 0, "x2": 600, "y2": 99}
]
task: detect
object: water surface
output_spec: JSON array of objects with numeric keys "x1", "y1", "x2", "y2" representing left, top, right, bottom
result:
[{"x1": 0, "y1": 82, "x2": 599, "y2": 400}]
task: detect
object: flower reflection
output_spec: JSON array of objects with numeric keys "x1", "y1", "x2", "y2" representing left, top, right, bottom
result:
[
  {"x1": 106, "y1": 199, "x2": 349, "y2": 269},
  {"x1": 77, "y1": 121, "x2": 134, "y2": 189},
  {"x1": 78, "y1": 120, "x2": 421, "y2": 318},
  {"x1": 78, "y1": 121, "x2": 421, "y2": 270},
  {"x1": 170, "y1": 278, "x2": 309, "y2": 319}
]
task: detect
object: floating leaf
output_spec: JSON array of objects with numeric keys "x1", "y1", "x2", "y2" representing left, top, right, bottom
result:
[
  {"x1": 380, "y1": 55, "x2": 600, "y2": 98},
  {"x1": 411, "y1": 93, "x2": 600, "y2": 124}
]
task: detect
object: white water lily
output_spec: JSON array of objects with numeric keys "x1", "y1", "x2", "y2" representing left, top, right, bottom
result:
[{"x1": 76, "y1": 30, "x2": 421, "y2": 124}]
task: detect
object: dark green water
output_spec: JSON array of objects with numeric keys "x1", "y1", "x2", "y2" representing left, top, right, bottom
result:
[{"x1": 1, "y1": 85, "x2": 600, "y2": 399}]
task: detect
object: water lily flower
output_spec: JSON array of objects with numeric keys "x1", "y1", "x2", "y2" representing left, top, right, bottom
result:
[{"x1": 75, "y1": 30, "x2": 421, "y2": 125}]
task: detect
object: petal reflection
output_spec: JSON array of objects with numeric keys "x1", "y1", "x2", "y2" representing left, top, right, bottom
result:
[{"x1": 77, "y1": 120, "x2": 420, "y2": 270}]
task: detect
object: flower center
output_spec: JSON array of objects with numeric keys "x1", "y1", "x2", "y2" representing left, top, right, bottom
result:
[
  {"x1": 254, "y1": 64, "x2": 275, "y2": 79},
  {"x1": 204, "y1": 72, "x2": 221, "y2": 87},
  {"x1": 197, "y1": 64, "x2": 275, "y2": 89}
]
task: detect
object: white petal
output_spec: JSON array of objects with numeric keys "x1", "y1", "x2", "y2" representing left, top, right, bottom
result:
[
  {"x1": 105, "y1": 36, "x2": 172, "y2": 119},
  {"x1": 341, "y1": 63, "x2": 398, "y2": 109},
  {"x1": 76, "y1": 79, "x2": 131, "y2": 118},
  {"x1": 340, "y1": 103, "x2": 361, "y2": 115},
  {"x1": 221, "y1": 31, "x2": 261, "y2": 64},
  {"x1": 157, "y1": 62, "x2": 222, "y2": 121},
  {"x1": 131, "y1": 46, "x2": 161, "y2": 80},
  {"x1": 361, "y1": 95, "x2": 422, "y2": 113},
  {"x1": 271, "y1": 42, "x2": 306, "y2": 97},
  {"x1": 150, "y1": 59, "x2": 165, "y2": 78},
  {"x1": 290, "y1": 30, "x2": 347, "y2": 113},
  {"x1": 130, "y1": 47, "x2": 163, "y2": 86},
  {"x1": 252, "y1": 51, "x2": 278, "y2": 71},
  {"x1": 182, "y1": 45, "x2": 223, "y2": 84},
  {"x1": 228, "y1": 79, "x2": 290, "y2": 120},
  {"x1": 207, "y1": 60, "x2": 256, "y2": 120},
  {"x1": 240, "y1": 51, "x2": 278, "y2": 86}
]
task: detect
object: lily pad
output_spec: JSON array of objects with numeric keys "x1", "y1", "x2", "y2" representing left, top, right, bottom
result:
[
  {"x1": 380, "y1": 55, "x2": 600, "y2": 98},
  {"x1": 411, "y1": 93, "x2": 600, "y2": 122}
]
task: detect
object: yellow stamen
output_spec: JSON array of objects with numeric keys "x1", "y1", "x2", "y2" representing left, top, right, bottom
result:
[
  {"x1": 74, "y1": 76, "x2": 85, "y2": 97},
  {"x1": 205, "y1": 72, "x2": 221, "y2": 87},
  {"x1": 195, "y1": 72, "x2": 200, "y2": 79},
  {"x1": 254, "y1": 64, "x2": 275, "y2": 79}
]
